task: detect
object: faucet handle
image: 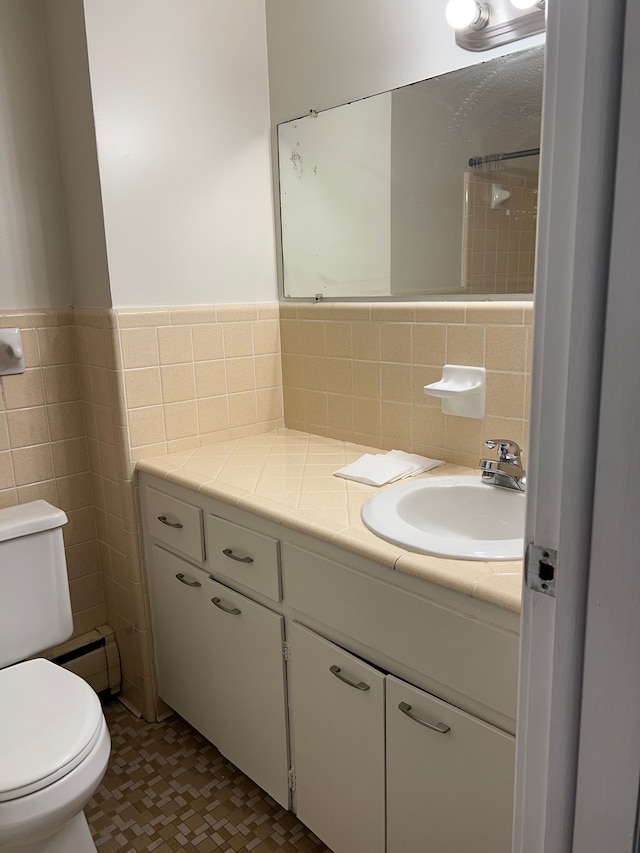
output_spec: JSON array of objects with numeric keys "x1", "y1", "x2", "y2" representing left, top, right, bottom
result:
[{"x1": 484, "y1": 439, "x2": 523, "y2": 463}]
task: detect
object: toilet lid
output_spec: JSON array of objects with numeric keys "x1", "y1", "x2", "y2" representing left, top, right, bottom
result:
[{"x1": 0, "y1": 658, "x2": 104, "y2": 802}]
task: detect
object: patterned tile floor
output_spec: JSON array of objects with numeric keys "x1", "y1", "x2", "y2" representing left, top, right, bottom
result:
[{"x1": 86, "y1": 700, "x2": 331, "y2": 852}]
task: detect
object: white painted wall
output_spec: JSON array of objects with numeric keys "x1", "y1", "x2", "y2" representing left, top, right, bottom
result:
[
  {"x1": 0, "y1": 0, "x2": 73, "y2": 309},
  {"x1": 266, "y1": 0, "x2": 544, "y2": 124},
  {"x1": 0, "y1": 1, "x2": 544, "y2": 310},
  {"x1": 43, "y1": 0, "x2": 112, "y2": 309},
  {"x1": 82, "y1": 0, "x2": 278, "y2": 307}
]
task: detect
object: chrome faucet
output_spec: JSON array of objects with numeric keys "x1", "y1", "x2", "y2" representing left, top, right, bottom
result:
[{"x1": 479, "y1": 439, "x2": 526, "y2": 492}]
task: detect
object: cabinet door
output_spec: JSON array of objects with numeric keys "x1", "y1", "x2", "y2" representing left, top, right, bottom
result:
[
  {"x1": 200, "y1": 575, "x2": 290, "y2": 808},
  {"x1": 147, "y1": 545, "x2": 216, "y2": 737},
  {"x1": 386, "y1": 675, "x2": 515, "y2": 853},
  {"x1": 148, "y1": 546, "x2": 289, "y2": 809},
  {"x1": 288, "y1": 623, "x2": 385, "y2": 853}
]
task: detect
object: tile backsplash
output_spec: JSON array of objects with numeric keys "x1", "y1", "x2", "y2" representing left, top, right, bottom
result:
[
  {"x1": 0, "y1": 299, "x2": 530, "y2": 718},
  {"x1": 115, "y1": 304, "x2": 283, "y2": 461},
  {"x1": 77, "y1": 304, "x2": 284, "y2": 719},
  {"x1": 280, "y1": 301, "x2": 532, "y2": 470}
]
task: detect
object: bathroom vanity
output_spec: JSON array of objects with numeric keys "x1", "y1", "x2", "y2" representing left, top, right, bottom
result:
[{"x1": 138, "y1": 430, "x2": 521, "y2": 853}]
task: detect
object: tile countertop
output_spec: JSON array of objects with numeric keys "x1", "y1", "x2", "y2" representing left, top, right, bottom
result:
[{"x1": 136, "y1": 429, "x2": 523, "y2": 614}]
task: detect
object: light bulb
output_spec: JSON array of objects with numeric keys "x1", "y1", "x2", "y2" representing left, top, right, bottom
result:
[
  {"x1": 445, "y1": 0, "x2": 489, "y2": 31},
  {"x1": 510, "y1": 0, "x2": 544, "y2": 9}
]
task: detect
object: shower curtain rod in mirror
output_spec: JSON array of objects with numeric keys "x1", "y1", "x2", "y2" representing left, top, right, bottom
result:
[{"x1": 469, "y1": 147, "x2": 540, "y2": 170}]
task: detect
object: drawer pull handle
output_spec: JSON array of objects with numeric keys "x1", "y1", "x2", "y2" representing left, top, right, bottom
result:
[
  {"x1": 211, "y1": 596, "x2": 241, "y2": 616},
  {"x1": 175, "y1": 573, "x2": 201, "y2": 588},
  {"x1": 222, "y1": 548, "x2": 253, "y2": 564},
  {"x1": 398, "y1": 701, "x2": 450, "y2": 734},
  {"x1": 329, "y1": 664, "x2": 370, "y2": 692},
  {"x1": 158, "y1": 515, "x2": 183, "y2": 529}
]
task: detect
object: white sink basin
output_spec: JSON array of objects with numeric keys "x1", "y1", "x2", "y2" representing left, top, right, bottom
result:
[{"x1": 361, "y1": 476, "x2": 525, "y2": 561}]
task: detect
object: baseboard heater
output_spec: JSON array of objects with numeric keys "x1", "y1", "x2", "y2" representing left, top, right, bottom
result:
[{"x1": 42, "y1": 624, "x2": 121, "y2": 697}]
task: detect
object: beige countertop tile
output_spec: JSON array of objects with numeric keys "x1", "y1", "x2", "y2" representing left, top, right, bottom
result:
[
  {"x1": 394, "y1": 553, "x2": 496, "y2": 598},
  {"x1": 472, "y1": 572, "x2": 523, "y2": 614},
  {"x1": 137, "y1": 428, "x2": 523, "y2": 613}
]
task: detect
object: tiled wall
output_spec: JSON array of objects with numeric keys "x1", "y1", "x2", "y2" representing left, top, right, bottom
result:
[
  {"x1": 2, "y1": 300, "x2": 529, "y2": 718},
  {"x1": 114, "y1": 304, "x2": 283, "y2": 462},
  {"x1": 74, "y1": 308, "x2": 148, "y2": 716},
  {"x1": 280, "y1": 301, "x2": 532, "y2": 469},
  {"x1": 0, "y1": 309, "x2": 104, "y2": 638},
  {"x1": 1, "y1": 304, "x2": 282, "y2": 719},
  {"x1": 108, "y1": 304, "x2": 283, "y2": 717},
  {"x1": 463, "y1": 172, "x2": 537, "y2": 295},
  {"x1": 73, "y1": 304, "x2": 283, "y2": 718}
]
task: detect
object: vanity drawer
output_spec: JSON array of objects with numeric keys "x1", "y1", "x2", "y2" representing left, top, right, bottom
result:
[
  {"x1": 144, "y1": 487, "x2": 204, "y2": 563},
  {"x1": 204, "y1": 514, "x2": 281, "y2": 601}
]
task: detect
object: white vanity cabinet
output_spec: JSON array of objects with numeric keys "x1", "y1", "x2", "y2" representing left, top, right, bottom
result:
[
  {"x1": 287, "y1": 622, "x2": 514, "y2": 853},
  {"x1": 197, "y1": 572, "x2": 289, "y2": 808},
  {"x1": 140, "y1": 473, "x2": 519, "y2": 853},
  {"x1": 287, "y1": 622, "x2": 386, "y2": 853},
  {"x1": 386, "y1": 676, "x2": 515, "y2": 853},
  {"x1": 204, "y1": 513, "x2": 281, "y2": 601},
  {"x1": 144, "y1": 486, "x2": 205, "y2": 563},
  {"x1": 147, "y1": 545, "x2": 213, "y2": 734},
  {"x1": 145, "y1": 519, "x2": 290, "y2": 808}
]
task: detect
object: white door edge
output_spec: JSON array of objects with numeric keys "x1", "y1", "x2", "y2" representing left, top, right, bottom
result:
[
  {"x1": 515, "y1": 0, "x2": 627, "y2": 850},
  {"x1": 571, "y1": 0, "x2": 640, "y2": 847}
]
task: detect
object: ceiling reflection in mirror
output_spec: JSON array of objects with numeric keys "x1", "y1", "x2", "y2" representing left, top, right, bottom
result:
[{"x1": 278, "y1": 46, "x2": 543, "y2": 299}]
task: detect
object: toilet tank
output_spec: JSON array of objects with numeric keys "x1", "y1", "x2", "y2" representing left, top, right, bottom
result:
[{"x1": 0, "y1": 501, "x2": 73, "y2": 668}]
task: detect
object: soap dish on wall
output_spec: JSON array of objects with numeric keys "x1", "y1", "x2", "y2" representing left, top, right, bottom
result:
[
  {"x1": 0, "y1": 329, "x2": 25, "y2": 376},
  {"x1": 424, "y1": 365, "x2": 486, "y2": 419}
]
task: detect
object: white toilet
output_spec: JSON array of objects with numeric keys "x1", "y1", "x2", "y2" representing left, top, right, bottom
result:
[{"x1": 0, "y1": 501, "x2": 111, "y2": 853}]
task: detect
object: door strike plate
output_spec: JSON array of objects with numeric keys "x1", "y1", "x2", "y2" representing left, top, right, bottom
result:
[{"x1": 525, "y1": 544, "x2": 557, "y2": 597}]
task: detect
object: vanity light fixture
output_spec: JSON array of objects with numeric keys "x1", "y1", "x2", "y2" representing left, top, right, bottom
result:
[
  {"x1": 447, "y1": 0, "x2": 546, "y2": 52},
  {"x1": 444, "y1": 0, "x2": 489, "y2": 31}
]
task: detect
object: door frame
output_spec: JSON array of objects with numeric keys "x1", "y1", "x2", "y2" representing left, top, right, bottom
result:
[
  {"x1": 515, "y1": 0, "x2": 629, "y2": 850},
  {"x1": 571, "y1": 0, "x2": 640, "y2": 846}
]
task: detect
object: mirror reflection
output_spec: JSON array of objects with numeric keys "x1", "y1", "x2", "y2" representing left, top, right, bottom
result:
[{"x1": 278, "y1": 46, "x2": 543, "y2": 299}]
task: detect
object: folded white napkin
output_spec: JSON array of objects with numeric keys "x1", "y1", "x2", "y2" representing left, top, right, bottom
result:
[{"x1": 334, "y1": 450, "x2": 444, "y2": 487}]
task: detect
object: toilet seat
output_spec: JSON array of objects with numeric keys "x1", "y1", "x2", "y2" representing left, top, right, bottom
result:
[{"x1": 0, "y1": 658, "x2": 104, "y2": 803}]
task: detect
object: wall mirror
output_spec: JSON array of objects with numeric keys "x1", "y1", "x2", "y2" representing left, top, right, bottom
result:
[{"x1": 277, "y1": 45, "x2": 543, "y2": 300}]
